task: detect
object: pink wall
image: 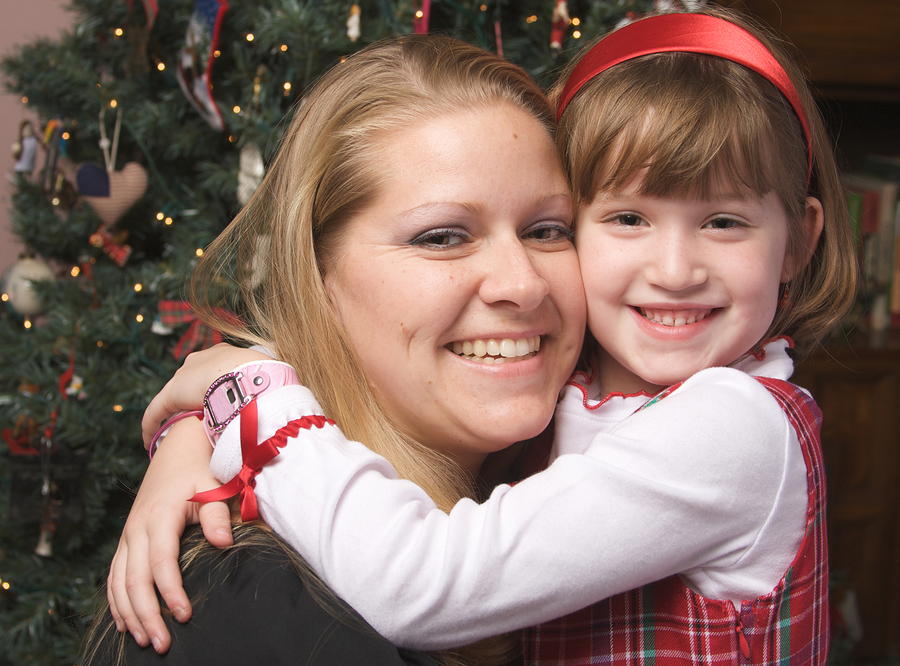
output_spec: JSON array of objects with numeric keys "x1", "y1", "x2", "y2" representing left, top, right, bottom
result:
[{"x1": 1, "y1": 1, "x2": 73, "y2": 275}]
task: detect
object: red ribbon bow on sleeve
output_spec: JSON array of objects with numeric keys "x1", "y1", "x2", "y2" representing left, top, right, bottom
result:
[{"x1": 190, "y1": 398, "x2": 336, "y2": 521}]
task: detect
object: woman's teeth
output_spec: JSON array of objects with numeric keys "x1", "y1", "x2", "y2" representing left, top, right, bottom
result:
[
  {"x1": 638, "y1": 308, "x2": 712, "y2": 327},
  {"x1": 450, "y1": 336, "x2": 541, "y2": 363}
]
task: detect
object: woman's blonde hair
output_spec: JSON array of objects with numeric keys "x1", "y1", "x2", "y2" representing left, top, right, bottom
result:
[{"x1": 551, "y1": 6, "x2": 858, "y2": 359}]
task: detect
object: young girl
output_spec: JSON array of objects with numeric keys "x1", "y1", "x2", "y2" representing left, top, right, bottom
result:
[{"x1": 116, "y1": 7, "x2": 858, "y2": 664}]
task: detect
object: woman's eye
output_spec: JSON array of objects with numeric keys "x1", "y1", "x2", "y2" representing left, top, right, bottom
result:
[
  {"x1": 525, "y1": 224, "x2": 574, "y2": 242},
  {"x1": 410, "y1": 229, "x2": 467, "y2": 248}
]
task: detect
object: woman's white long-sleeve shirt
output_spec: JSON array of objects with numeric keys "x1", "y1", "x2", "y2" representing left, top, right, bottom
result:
[{"x1": 209, "y1": 339, "x2": 808, "y2": 650}]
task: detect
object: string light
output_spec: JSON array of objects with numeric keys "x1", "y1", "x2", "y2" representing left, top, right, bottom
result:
[
  {"x1": 24, "y1": 319, "x2": 32, "y2": 329},
  {"x1": 113, "y1": 405, "x2": 123, "y2": 412},
  {"x1": 246, "y1": 33, "x2": 254, "y2": 42},
  {"x1": 110, "y1": 99, "x2": 118, "y2": 108},
  {"x1": 136, "y1": 314, "x2": 144, "y2": 323},
  {"x1": 571, "y1": 17, "x2": 581, "y2": 26},
  {"x1": 133, "y1": 283, "x2": 143, "y2": 292},
  {"x1": 526, "y1": 15, "x2": 538, "y2": 24},
  {"x1": 165, "y1": 217, "x2": 173, "y2": 225},
  {"x1": 21, "y1": 96, "x2": 28, "y2": 104},
  {"x1": 415, "y1": 11, "x2": 423, "y2": 18},
  {"x1": 1, "y1": 293, "x2": 8, "y2": 302},
  {"x1": 480, "y1": 4, "x2": 487, "y2": 10},
  {"x1": 195, "y1": 248, "x2": 204, "y2": 257},
  {"x1": 283, "y1": 82, "x2": 291, "y2": 92},
  {"x1": 280, "y1": 44, "x2": 288, "y2": 52},
  {"x1": 70, "y1": 266, "x2": 80, "y2": 277},
  {"x1": 214, "y1": 50, "x2": 221, "y2": 58},
  {"x1": 97, "y1": 341, "x2": 104, "y2": 348},
  {"x1": 573, "y1": 31, "x2": 582, "y2": 39},
  {"x1": 157, "y1": 62, "x2": 165, "y2": 71},
  {"x1": 62, "y1": 132, "x2": 70, "y2": 140},
  {"x1": 1, "y1": 581, "x2": 9, "y2": 590},
  {"x1": 156, "y1": 212, "x2": 165, "y2": 220},
  {"x1": 233, "y1": 105, "x2": 241, "y2": 114},
  {"x1": 114, "y1": 28, "x2": 123, "y2": 37}
]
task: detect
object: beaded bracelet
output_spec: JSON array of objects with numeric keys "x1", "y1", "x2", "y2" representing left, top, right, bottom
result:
[{"x1": 148, "y1": 410, "x2": 204, "y2": 461}]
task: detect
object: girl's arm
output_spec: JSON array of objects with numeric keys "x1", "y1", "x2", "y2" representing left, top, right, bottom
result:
[
  {"x1": 108, "y1": 417, "x2": 230, "y2": 654},
  {"x1": 214, "y1": 367, "x2": 802, "y2": 650}
]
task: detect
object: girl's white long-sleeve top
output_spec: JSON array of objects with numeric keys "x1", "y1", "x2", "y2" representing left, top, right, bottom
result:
[{"x1": 209, "y1": 339, "x2": 808, "y2": 650}]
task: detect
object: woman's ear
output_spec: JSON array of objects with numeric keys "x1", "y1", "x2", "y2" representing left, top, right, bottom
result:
[{"x1": 782, "y1": 196, "x2": 824, "y2": 282}]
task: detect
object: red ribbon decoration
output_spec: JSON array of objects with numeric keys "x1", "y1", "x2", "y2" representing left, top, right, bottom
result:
[
  {"x1": 157, "y1": 300, "x2": 239, "y2": 360},
  {"x1": 190, "y1": 398, "x2": 336, "y2": 521},
  {"x1": 555, "y1": 13, "x2": 812, "y2": 183}
]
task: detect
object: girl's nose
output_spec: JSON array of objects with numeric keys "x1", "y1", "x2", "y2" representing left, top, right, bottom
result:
[{"x1": 644, "y1": 235, "x2": 708, "y2": 291}]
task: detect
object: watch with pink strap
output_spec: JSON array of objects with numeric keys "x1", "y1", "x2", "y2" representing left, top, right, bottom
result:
[{"x1": 203, "y1": 361, "x2": 300, "y2": 444}]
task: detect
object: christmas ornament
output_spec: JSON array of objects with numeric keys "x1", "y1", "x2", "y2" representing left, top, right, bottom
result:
[
  {"x1": 347, "y1": 4, "x2": 361, "y2": 42},
  {"x1": 413, "y1": 0, "x2": 431, "y2": 33},
  {"x1": 39, "y1": 118, "x2": 77, "y2": 208},
  {"x1": 78, "y1": 106, "x2": 149, "y2": 229},
  {"x1": 3, "y1": 256, "x2": 55, "y2": 316},
  {"x1": 550, "y1": 0, "x2": 570, "y2": 52},
  {"x1": 89, "y1": 225, "x2": 134, "y2": 266},
  {"x1": 12, "y1": 120, "x2": 37, "y2": 174},
  {"x1": 80, "y1": 162, "x2": 148, "y2": 227},
  {"x1": 124, "y1": 0, "x2": 160, "y2": 29},
  {"x1": 176, "y1": 0, "x2": 229, "y2": 131},
  {"x1": 237, "y1": 144, "x2": 264, "y2": 206}
]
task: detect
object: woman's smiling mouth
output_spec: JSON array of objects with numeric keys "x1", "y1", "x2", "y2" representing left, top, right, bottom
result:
[{"x1": 448, "y1": 336, "x2": 541, "y2": 363}]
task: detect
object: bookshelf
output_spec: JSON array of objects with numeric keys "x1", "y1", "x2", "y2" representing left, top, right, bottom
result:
[{"x1": 723, "y1": 2, "x2": 900, "y2": 662}]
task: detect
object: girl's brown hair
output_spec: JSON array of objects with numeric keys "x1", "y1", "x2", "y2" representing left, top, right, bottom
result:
[{"x1": 551, "y1": 6, "x2": 858, "y2": 359}]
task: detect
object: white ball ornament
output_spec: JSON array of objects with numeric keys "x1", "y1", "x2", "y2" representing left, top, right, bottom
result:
[{"x1": 3, "y1": 257, "x2": 56, "y2": 316}]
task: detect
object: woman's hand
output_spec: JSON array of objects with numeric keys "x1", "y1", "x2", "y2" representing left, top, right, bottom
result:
[
  {"x1": 142, "y1": 344, "x2": 271, "y2": 448},
  {"x1": 108, "y1": 417, "x2": 232, "y2": 653}
]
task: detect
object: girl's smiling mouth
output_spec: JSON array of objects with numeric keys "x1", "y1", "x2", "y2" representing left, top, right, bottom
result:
[
  {"x1": 448, "y1": 336, "x2": 541, "y2": 363},
  {"x1": 635, "y1": 307, "x2": 715, "y2": 327}
]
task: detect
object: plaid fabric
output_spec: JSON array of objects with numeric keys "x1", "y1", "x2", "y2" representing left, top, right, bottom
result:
[{"x1": 523, "y1": 377, "x2": 829, "y2": 665}]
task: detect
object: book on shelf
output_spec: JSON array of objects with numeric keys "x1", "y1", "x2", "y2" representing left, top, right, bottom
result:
[{"x1": 841, "y1": 164, "x2": 900, "y2": 331}]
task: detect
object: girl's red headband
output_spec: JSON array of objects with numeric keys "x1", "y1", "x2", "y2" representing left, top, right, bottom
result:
[{"x1": 557, "y1": 13, "x2": 813, "y2": 182}]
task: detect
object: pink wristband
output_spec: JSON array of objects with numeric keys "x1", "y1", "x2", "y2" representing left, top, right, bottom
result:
[{"x1": 148, "y1": 410, "x2": 204, "y2": 460}]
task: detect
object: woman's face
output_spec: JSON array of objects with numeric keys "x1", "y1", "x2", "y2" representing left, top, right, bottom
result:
[{"x1": 325, "y1": 104, "x2": 586, "y2": 473}]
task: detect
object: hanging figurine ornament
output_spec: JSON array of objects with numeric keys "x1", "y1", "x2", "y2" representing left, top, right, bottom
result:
[
  {"x1": 347, "y1": 4, "x2": 361, "y2": 42},
  {"x1": 176, "y1": 0, "x2": 230, "y2": 132},
  {"x1": 77, "y1": 105, "x2": 147, "y2": 266},
  {"x1": 550, "y1": 0, "x2": 570, "y2": 53},
  {"x1": 12, "y1": 120, "x2": 37, "y2": 176}
]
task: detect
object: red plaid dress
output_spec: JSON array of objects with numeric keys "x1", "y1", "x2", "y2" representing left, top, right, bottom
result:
[{"x1": 522, "y1": 377, "x2": 829, "y2": 665}]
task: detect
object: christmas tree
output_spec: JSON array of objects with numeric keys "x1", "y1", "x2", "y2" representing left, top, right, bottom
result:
[{"x1": 0, "y1": 1, "x2": 651, "y2": 663}]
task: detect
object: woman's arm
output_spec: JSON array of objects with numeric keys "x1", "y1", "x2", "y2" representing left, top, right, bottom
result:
[{"x1": 215, "y1": 368, "x2": 801, "y2": 649}]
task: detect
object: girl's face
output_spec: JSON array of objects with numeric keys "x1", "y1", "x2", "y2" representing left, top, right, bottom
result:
[
  {"x1": 576, "y1": 174, "x2": 811, "y2": 397},
  {"x1": 325, "y1": 104, "x2": 586, "y2": 473}
]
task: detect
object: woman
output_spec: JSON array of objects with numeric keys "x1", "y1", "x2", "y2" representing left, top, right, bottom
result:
[{"x1": 88, "y1": 33, "x2": 586, "y2": 665}]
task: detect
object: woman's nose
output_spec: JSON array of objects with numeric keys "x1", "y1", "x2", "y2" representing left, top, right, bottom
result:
[{"x1": 478, "y1": 241, "x2": 550, "y2": 310}]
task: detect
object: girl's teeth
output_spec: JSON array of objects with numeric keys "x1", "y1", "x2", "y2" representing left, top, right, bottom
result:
[{"x1": 639, "y1": 308, "x2": 711, "y2": 327}]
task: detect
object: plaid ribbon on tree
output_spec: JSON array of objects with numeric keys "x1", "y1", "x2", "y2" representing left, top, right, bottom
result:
[{"x1": 157, "y1": 300, "x2": 238, "y2": 360}]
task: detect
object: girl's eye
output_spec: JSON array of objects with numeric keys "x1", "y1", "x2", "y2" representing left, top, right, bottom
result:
[
  {"x1": 703, "y1": 217, "x2": 743, "y2": 230},
  {"x1": 611, "y1": 213, "x2": 646, "y2": 227},
  {"x1": 409, "y1": 229, "x2": 468, "y2": 248},
  {"x1": 525, "y1": 224, "x2": 575, "y2": 242}
]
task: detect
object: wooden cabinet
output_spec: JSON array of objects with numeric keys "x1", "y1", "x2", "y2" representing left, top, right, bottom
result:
[{"x1": 793, "y1": 343, "x2": 900, "y2": 661}]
